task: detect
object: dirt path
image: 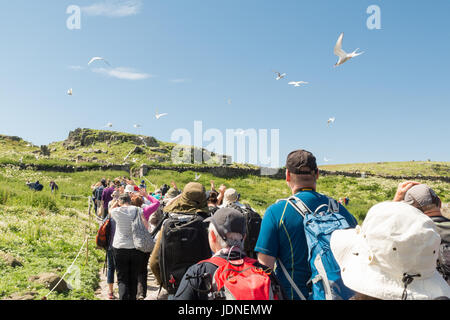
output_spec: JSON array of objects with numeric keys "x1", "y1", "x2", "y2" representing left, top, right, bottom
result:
[{"x1": 95, "y1": 266, "x2": 169, "y2": 300}]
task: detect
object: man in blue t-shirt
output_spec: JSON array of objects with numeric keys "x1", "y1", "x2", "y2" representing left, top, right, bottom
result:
[{"x1": 255, "y1": 149, "x2": 358, "y2": 300}]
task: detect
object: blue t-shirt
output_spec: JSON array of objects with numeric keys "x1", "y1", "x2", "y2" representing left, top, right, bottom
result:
[{"x1": 255, "y1": 190, "x2": 358, "y2": 300}]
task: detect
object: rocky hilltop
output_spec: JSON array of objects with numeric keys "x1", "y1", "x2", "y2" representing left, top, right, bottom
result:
[
  {"x1": 44, "y1": 128, "x2": 232, "y2": 167},
  {"x1": 62, "y1": 128, "x2": 160, "y2": 150}
]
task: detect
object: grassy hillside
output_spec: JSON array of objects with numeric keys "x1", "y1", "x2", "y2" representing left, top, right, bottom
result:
[
  {"x1": 0, "y1": 130, "x2": 449, "y2": 300},
  {"x1": 320, "y1": 161, "x2": 449, "y2": 177}
]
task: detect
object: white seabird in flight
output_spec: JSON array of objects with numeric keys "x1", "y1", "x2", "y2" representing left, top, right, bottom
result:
[
  {"x1": 288, "y1": 81, "x2": 309, "y2": 87},
  {"x1": 155, "y1": 111, "x2": 168, "y2": 120},
  {"x1": 327, "y1": 117, "x2": 336, "y2": 127},
  {"x1": 274, "y1": 71, "x2": 287, "y2": 81},
  {"x1": 334, "y1": 33, "x2": 364, "y2": 67},
  {"x1": 88, "y1": 57, "x2": 111, "y2": 67}
]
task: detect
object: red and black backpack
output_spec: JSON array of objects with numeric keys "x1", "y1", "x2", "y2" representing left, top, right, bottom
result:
[{"x1": 200, "y1": 256, "x2": 283, "y2": 300}]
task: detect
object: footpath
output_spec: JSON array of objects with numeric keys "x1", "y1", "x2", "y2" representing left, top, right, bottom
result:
[{"x1": 95, "y1": 267, "x2": 169, "y2": 300}]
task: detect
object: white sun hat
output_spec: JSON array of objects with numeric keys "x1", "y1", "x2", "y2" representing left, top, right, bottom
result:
[
  {"x1": 223, "y1": 188, "x2": 239, "y2": 206},
  {"x1": 330, "y1": 201, "x2": 450, "y2": 300},
  {"x1": 124, "y1": 184, "x2": 137, "y2": 194}
]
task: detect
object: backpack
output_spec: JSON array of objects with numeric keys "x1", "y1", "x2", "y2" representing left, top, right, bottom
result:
[
  {"x1": 131, "y1": 207, "x2": 155, "y2": 253},
  {"x1": 159, "y1": 213, "x2": 211, "y2": 295},
  {"x1": 437, "y1": 243, "x2": 450, "y2": 284},
  {"x1": 280, "y1": 195, "x2": 354, "y2": 300},
  {"x1": 200, "y1": 256, "x2": 283, "y2": 300},
  {"x1": 432, "y1": 216, "x2": 450, "y2": 284},
  {"x1": 226, "y1": 203, "x2": 262, "y2": 259},
  {"x1": 96, "y1": 217, "x2": 112, "y2": 250},
  {"x1": 160, "y1": 184, "x2": 170, "y2": 196},
  {"x1": 94, "y1": 186, "x2": 104, "y2": 201}
]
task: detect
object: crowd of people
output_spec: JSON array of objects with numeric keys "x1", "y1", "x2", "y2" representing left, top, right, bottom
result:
[{"x1": 90, "y1": 149, "x2": 450, "y2": 301}]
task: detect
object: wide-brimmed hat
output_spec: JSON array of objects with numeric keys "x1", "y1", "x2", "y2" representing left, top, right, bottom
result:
[
  {"x1": 163, "y1": 182, "x2": 209, "y2": 214},
  {"x1": 223, "y1": 188, "x2": 239, "y2": 206},
  {"x1": 165, "y1": 187, "x2": 181, "y2": 200},
  {"x1": 330, "y1": 201, "x2": 450, "y2": 300}
]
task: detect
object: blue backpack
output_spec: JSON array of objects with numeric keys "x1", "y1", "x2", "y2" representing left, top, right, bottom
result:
[{"x1": 278, "y1": 195, "x2": 354, "y2": 300}]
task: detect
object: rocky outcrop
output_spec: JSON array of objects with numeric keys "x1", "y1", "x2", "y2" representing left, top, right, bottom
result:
[
  {"x1": 0, "y1": 135, "x2": 23, "y2": 143},
  {"x1": 63, "y1": 128, "x2": 160, "y2": 149},
  {"x1": 3, "y1": 291, "x2": 38, "y2": 301},
  {"x1": 0, "y1": 252, "x2": 23, "y2": 268},
  {"x1": 29, "y1": 273, "x2": 69, "y2": 293}
]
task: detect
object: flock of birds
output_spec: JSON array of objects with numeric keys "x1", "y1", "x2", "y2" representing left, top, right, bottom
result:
[
  {"x1": 273, "y1": 32, "x2": 363, "y2": 126},
  {"x1": 272, "y1": 32, "x2": 364, "y2": 163},
  {"x1": 67, "y1": 56, "x2": 169, "y2": 130},
  {"x1": 67, "y1": 32, "x2": 363, "y2": 166}
]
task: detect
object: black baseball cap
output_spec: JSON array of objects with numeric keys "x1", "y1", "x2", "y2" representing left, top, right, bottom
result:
[
  {"x1": 286, "y1": 150, "x2": 318, "y2": 175},
  {"x1": 204, "y1": 208, "x2": 246, "y2": 241}
]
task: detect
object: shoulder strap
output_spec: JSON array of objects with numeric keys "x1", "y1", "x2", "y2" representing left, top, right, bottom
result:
[
  {"x1": 133, "y1": 206, "x2": 140, "y2": 221},
  {"x1": 277, "y1": 259, "x2": 307, "y2": 300},
  {"x1": 286, "y1": 196, "x2": 311, "y2": 219},
  {"x1": 327, "y1": 197, "x2": 340, "y2": 213},
  {"x1": 149, "y1": 212, "x2": 169, "y2": 237},
  {"x1": 199, "y1": 256, "x2": 228, "y2": 268}
]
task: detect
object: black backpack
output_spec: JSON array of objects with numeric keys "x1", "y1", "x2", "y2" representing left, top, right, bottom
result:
[
  {"x1": 437, "y1": 243, "x2": 450, "y2": 284},
  {"x1": 432, "y1": 216, "x2": 450, "y2": 284},
  {"x1": 160, "y1": 184, "x2": 170, "y2": 196},
  {"x1": 226, "y1": 203, "x2": 262, "y2": 259},
  {"x1": 158, "y1": 213, "x2": 211, "y2": 295}
]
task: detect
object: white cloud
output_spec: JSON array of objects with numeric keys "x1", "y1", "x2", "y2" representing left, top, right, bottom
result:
[
  {"x1": 93, "y1": 67, "x2": 153, "y2": 80},
  {"x1": 82, "y1": 0, "x2": 142, "y2": 17}
]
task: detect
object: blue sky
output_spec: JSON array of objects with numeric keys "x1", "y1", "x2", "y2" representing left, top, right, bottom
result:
[{"x1": 0, "y1": 0, "x2": 449, "y2": 166}]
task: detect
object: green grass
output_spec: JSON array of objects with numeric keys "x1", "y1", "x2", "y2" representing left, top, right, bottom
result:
[
  {"x1": 0, "y1": 204, "x2": 103, "y2": 300},
  {"x1": 0, "y1": 169, "x2": 130, "y2": 300},
  {"x1": 142, "y1": 169, "x2": 450, "y2": 222},
  {"x1": 0, "y1": 141, "x2": 449, "y2": 300},
  {"x1": 320, "y1": 161, "x2": 450, "y2": 177}
]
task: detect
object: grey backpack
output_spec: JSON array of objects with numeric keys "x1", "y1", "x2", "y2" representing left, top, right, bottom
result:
[{"x1": 132, "y1": 207, "x2": 155, "y2": 253}]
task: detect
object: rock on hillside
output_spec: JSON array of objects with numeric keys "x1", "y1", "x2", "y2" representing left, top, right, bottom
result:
[
  {"x1": 0, "y1": 135, "x2": 24, "y2": 143},
  {"x1": 62, "y1": 128, "x2": 160, "y2": 150}
]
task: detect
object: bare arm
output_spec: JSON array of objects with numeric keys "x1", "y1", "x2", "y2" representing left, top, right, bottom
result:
[
  {"x1": 217, "y1": 184, "x2": 226, "y2": 206},
  {"x1": 257, "y1": 253, "x2": 276, "y2": 270}
]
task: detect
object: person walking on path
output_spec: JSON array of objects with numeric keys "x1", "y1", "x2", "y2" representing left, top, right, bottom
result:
[
  {"x1": 254, "y1": 149, "x2": 358, "y2": 300},
  {"x1": 109, "y1": 192, "x2": 160, "y2": 300}
]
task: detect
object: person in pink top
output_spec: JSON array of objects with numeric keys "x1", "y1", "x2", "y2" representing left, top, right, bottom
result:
[{"x1": 129, "y1": 188, "x2": 160, "y2": 299}]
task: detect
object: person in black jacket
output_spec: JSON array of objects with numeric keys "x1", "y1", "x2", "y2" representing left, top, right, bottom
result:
[{"x1": 174, "y1": 207, "x2": 285, "y2": 300}]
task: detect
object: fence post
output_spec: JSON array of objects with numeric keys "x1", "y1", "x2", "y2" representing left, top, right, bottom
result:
[{"x1": 86, "y1": 196, "x2": 92, "y2": 265}]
